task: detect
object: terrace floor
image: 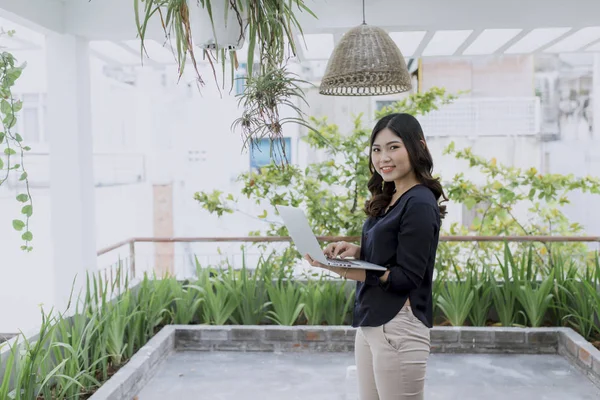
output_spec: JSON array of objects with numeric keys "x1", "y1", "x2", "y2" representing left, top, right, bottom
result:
[{"x1": 136, "y1": 351, "x2": 600, "y2": 400}]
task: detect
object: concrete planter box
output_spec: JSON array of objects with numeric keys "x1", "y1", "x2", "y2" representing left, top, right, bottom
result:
[{"x1": 89, "y1": 325, "x2": 600, "y2": 400}]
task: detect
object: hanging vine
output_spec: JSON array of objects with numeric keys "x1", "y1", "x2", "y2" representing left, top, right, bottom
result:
[{"x1": 0, "y1": 29, "x2": 33, "y2": 251}]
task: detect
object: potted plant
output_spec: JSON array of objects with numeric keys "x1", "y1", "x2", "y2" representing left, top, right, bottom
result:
[{"x1": 134, "y1": 0, "x2": 318, "y2": 153}]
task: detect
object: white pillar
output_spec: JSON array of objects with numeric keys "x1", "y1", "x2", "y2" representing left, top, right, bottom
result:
[
  {"x1": 593, "y1": 54, "x2": 600, "y2": 142},
  {"x1": 46, "y1": 34, "x2": 96, "y2": 311}
]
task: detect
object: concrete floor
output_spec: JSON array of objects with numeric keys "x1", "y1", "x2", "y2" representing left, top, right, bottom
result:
[{"x1": 136, "y1": 351, "x2": 600, "y2": 400}]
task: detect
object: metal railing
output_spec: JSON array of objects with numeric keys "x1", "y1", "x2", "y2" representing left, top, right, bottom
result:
[{"x1": 97, "y1": 235, "x2": 600, "y2": 279}]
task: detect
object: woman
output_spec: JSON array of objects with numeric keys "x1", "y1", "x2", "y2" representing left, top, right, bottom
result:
[{"x1": 305, "y1": 113, "x2": 447, "y2": 400}]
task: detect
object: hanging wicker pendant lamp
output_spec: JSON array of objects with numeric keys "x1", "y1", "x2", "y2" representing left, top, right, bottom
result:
[{"x1": 319, "y1": 1, "x2": 412, "y2": 96}]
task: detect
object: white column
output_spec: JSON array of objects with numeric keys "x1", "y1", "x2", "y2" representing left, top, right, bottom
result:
[
  {"x1": 593, "y1": 54, "x2": 600, "y2": 142},
  {"x1": 46, "y1": 34, "x2": 96, "y2": 312}
]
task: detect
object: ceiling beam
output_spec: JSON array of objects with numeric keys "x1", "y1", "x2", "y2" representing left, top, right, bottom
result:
[
  {"x1": 0, "y1": 0, "x2": 64, "y2": 34},
  {"x1": 535, "y1": 28, "x2": 578, "y2": 53},
  {"x1": 581, "y1": 37, "x2": 600, "y2": 52},
  {"x1": 412, "y1": 31, "x2": 435, "y2": 59},
  {"x1": 494, "y1": 29, "x2": 532, "y2": 55},
  {"x1": 453, "y1": 29, "x2": 483, "y2": 56}
]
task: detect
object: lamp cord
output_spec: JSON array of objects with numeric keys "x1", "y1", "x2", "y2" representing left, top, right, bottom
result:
[{"x1": 362, "y1": 0, "x2": 366, "y2": 24}]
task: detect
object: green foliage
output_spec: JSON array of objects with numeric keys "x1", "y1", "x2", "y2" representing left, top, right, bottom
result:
[
  {"x1": 266, "y1": 280, "x2": 304, "y2": 326},
  {"x1": 302, "y1": 278, "x2": 355, "y2": 325},
  {"x1": 228, "y1": 252, "x2": 271, "y2": 325},
  {"x1": 321, "y1": 281, "x2": 355, "y2": 326},
  {"x1": 436, "y1": 264, "x2": 474, "y2": 326},
  {"x1": 232, "y1": 67, "x2": 317, "y2": 152},
  {"x1": 194, "y1": 262, "x2": 240, "y2": 325},
  {"x1": 466, "y1": 263, "x2": 493, "y2": 327},
  {"x1": 1, "y1": 247, "x2": 599, "y2": 398},
  {"x1": 516, "y1": 272, "x2": 554, "y2": 327},
  {"x1": 0, "y1": 30, "x2": 32, "y2": 251},
  {"x1": 194, "y1": 87, "x2": 458, "y2": 241},
  {"x1": 171, "y1": 281, "x2": 204, "y2": 325},
  {"x1": 442, "y1": 144, "x2": 600, "y2": 264},
  {"x1": 133, "y1": 0, "x2": 315, "y2": 86},
  {"x1": 197, "y1": 80, "x2": 600, "y2": 274}
]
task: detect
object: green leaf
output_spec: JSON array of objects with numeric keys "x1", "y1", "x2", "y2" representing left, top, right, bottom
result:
[
  {"x1": 12, "y1": 219, "x2": 25, "y2": 231},
  {"x1": 16, "y1": 194, "x2": 28, "y2": 202},
  {"x1": 463, "y1": 198, "x2": 477, "y2": 210},
  {"x1": 22, "y1": 231, "x2": 33, "y2": 241},
  {"x1": 0, "y1": 99, "x2": 11, "y2": 115},
  {"x1": 15, "y1": 133, "x2": 22, "y2": 142},
  {"x1": 21, "y1": 205, "x2": 33, "y2": 217},
  {"x1": 19, "y1": 172, "x2": 27, "y2": 181},
  {"x1": 4, "y1": 115, "x2": 16, "y2": 129},
  {"x1": 4, "y1": 147, "x2": 16, "y2": 155}
]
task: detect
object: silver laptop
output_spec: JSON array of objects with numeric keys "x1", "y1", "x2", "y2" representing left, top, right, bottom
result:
[{"x1": 276, "y1": 205, "x2": 387, "y2": 271}]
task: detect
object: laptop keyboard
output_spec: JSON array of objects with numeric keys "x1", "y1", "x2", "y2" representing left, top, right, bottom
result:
[{"x1": 327, "y1": 258, "x2": 357, "y2": 266}]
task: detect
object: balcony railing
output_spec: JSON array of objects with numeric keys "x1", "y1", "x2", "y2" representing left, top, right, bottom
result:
[
  {"x1": 418, "y1": 97, "x2": 541, "y2": 137},
  {"x1": 97, "y1": 235, "x2": 600, "y2": 282}
]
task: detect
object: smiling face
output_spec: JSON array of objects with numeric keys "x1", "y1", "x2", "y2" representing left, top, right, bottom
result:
[{"x1": 371, "y1": 127, "x2": 415, "y2": 184}]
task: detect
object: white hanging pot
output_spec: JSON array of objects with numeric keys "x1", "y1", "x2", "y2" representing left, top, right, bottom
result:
[{"x1": 187, "y1": 0, "x2": 248, "y2": 50}]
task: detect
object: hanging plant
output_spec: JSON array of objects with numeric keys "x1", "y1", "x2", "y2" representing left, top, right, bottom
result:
[
  {"x1": 133, "y1": 0, "x2": 319, "y2": 153},
  {"x1": 232, "y1": 66, "x2": 312, "y2": 161},
  {"x1": 134, "y1": 0, "x2": 315, "y2": 85},
  {"x1": 0, "y1": 29, "x2": 32, "y2": 251}
]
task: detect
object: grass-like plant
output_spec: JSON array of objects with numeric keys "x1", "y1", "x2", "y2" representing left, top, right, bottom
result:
[{"x1": 1, "y1": 247, "x2": 599, "y2": 398}]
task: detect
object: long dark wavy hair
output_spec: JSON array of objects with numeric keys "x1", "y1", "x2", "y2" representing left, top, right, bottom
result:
[{"x1": 364, "y1": 113, "x2": 448, "y2": 219}]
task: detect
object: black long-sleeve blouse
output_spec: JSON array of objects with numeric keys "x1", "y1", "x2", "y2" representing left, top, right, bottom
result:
[{"x1": 352, "y1": 184, "x2": 441, "y2": 329}]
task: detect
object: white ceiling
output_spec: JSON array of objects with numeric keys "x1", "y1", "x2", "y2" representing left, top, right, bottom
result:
[{"x1": 3, "y1": 0, "x2": 600, "y2": 66}]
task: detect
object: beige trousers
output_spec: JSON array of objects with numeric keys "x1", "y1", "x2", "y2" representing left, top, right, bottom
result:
[{"x1": 354, "y1": 304, "x2": 430, "y2": 400}]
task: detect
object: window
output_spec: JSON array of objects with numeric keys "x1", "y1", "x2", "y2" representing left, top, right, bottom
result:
[
  {"x1": 234, "y1": 62, "x2": 261, "y2": 95},
  {"x1": 23, "y1": 108, "x2": 40, "y2": 142},
  {"x1": 235, "y1": 63, "x2": 247, "y2": 95},
  {"x1": 17, "y1": 93, "x2": 47, "y2": 143},
  {"x1": 250, "y1": 137, "x2": 292, "y2": 171}
]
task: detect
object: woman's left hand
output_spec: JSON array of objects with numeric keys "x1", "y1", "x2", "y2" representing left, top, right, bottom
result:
[{"x1": 304, "y1": 254, "x2": 328, "y2": 269}]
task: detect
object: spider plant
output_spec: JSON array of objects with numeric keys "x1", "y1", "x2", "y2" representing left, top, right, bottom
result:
[
  {"x1": 133, "y1": 0, "x2": 316, "y2": 86},
  {"x1": 232, "y1": 66, "x2": 317, "y2": 157}
]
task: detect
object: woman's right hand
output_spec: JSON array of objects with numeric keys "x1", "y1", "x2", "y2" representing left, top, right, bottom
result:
[{"x1": 323, "y1": 241, "x2": 360, "y2": 260}]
